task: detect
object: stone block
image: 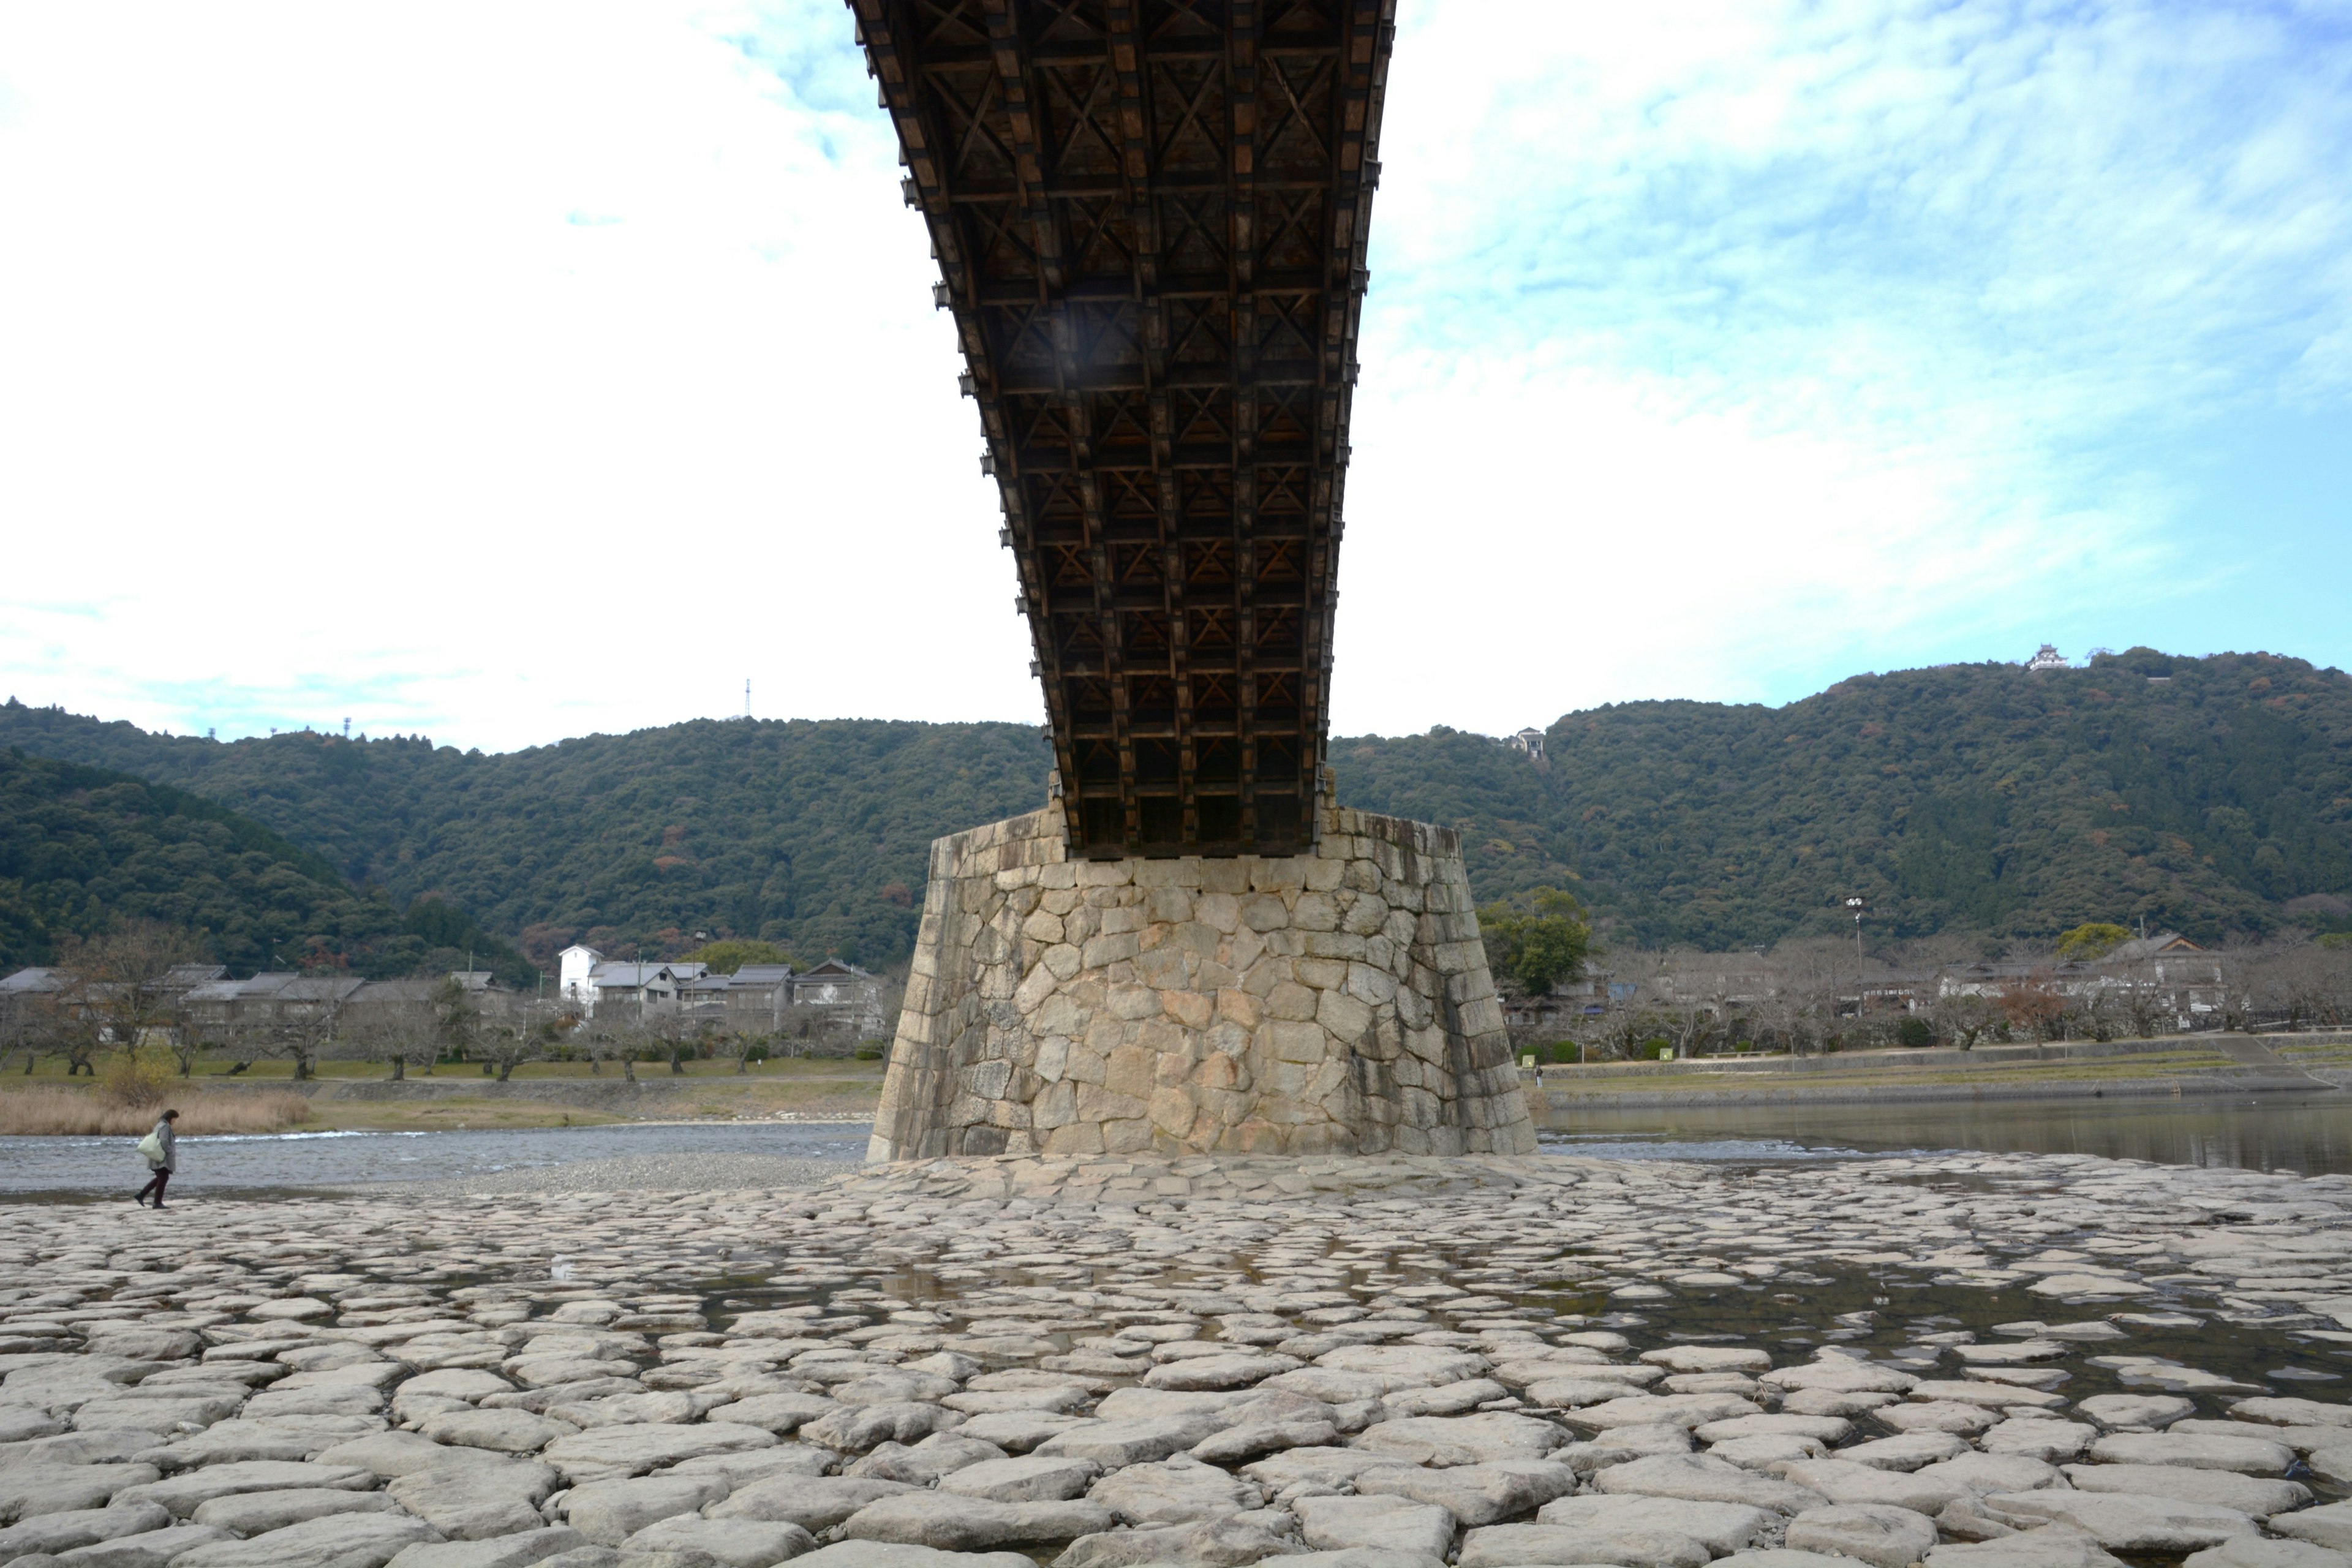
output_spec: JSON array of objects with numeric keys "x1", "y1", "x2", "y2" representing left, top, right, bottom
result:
[{"x1": 869, "y1": 804, "x2": 1534, "y2": 1161}]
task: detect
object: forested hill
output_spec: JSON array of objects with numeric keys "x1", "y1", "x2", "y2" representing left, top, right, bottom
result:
[
  {"x1": 6, "y1": 647, "x2": 2348, "y2": 963},
  {"x1": 1336, "y1": 649, "x2": 2352, "y2": 949},
  {"x1": 0, "y1": 708, "x2": 1050, "y2": 970},
  {"x1": 0, "y1": 749, "x2": 525, "y2": 977}
]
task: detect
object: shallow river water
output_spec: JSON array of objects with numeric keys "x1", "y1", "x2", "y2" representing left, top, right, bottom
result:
[
  {"x1": 1537, "y1": 1091, "x2": 2352, "y2": 1175},
  {"x1": 3, "y1": 1092, "x2": 2346, "y2": 1197}
]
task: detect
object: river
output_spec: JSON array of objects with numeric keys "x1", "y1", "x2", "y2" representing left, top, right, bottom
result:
[{"x1": 3, "y1": 1091, "x2": 2346, "y2": 1197}]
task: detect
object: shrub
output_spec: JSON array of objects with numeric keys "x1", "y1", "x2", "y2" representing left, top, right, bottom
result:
[
  {"x1": 96, "y1": 1045, "x2": 176, "y2": 1109},
  {"x1": 1896, "y1": 1017, "x2": 1935, "y2": 1048}
]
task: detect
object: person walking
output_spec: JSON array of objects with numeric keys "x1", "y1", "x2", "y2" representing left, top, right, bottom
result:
[{"x1": 135, "y1": 1109, "x2": 178, "y2": 1208}]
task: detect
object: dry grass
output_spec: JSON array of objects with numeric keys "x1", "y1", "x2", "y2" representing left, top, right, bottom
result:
[{"x1": 0, "y1": 1088, "x2": 314, "y2": 1136}]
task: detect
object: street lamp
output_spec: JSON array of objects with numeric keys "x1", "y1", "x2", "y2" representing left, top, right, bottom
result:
[{"x1": 1844, "y1": 895, "x2": 1868, "y2": 962}]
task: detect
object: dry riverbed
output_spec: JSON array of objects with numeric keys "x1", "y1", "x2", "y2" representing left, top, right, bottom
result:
[{"x1": 5, "y1": 1150, "x2": 2352, "y2": 1568}]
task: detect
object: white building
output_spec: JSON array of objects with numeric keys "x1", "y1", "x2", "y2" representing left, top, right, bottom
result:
[{"x1": 557, "y1": 945, "x2": 708, "y2": 1017}]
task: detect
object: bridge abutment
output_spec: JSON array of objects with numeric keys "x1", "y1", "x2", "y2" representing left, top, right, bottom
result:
[{"x1": 867, "y1": 799, "x2": 1534, "y2": 1163}]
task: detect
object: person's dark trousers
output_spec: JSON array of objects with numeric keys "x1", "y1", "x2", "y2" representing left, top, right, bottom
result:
[{"x1": 136, "y1": 1169, "x2": 170, "y2": 1207}]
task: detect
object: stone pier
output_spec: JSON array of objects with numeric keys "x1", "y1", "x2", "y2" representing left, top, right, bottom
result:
[{"x1": 867, "y1": 798, "x2": 1534, "y2": 1161}]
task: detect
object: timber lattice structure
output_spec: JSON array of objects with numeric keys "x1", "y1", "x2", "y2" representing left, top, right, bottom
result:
[{"x1": 851, "y1": 0, "x2": 1395, "y2": 859}]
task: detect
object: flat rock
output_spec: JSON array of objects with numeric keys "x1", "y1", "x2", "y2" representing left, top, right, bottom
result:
[
  {"x1": 168, "y1": 1512, "x2": 441, "y2": 1567},
  {"x1": 1088, "y1": 1455, "x2": 1261, "y2": 1526},
  {"x1": 2086, "y1": 1432, "x2": 2293, "y2": 1473},
  {"x1": 317, "y1": 1433, "x2": 499, "y2": 1479},
  {"x1": 189, "y1": 1486, "x2": 401, "y2": 1535},
  {"x1": 707, "y1": 1476, "x2": 919, "y2": 1532},
  {"x1": 1355, "y1": 1459, "x2": 1577, "y2": 1527},
  {"x1": 2062, "y1": 1463, "x2": 2309, "y2": 1518},
  {"x1": 1785, "y1": 1503, "x2": 1936, "y2": 1568},
  {"x1": 0, "y1": 1501, "x2": 171, "y2": 1558},
  {"x1": 564, "y1": 1474, "x2": 732, "y2": 1546},
  {"x1": 2077, "y1": 1395, "x2": 2193, "y2": 1431},
  {"x1": 1643, "y1": 1348, "x2": 1773, "y2": 1375},
  {"x1": 1050, "y1": 1509, "x2": 1303, "y2": 1568},
  {"x1": 1295, "y1": 1494, "x2": 1454, "y2": 1559},
  {"x1": 795, "y1": 1545, "x2": 1033, "y2": 1568},
  {"x1": 398, "y1": 1371, "x2": 514, "y2": 1404},
  {"x1": 1978, "y1": 1422, "x2": 2095, "y2": 1463},
  {"x1": 1457, "y1": 1521, "x2": 1709, "y2": 1568},
  {"x1": 1192, "y1": 1419, "x2": 1338, "y2": 1465},
  {"x1": 2277, "y1": 1503, "x2": 2352, "y2": 1551},
  {"x1": 2184, "y1": 1540, "x2": 2352, "y2": 1568},
  {"x1": 0, "y1": 1465, "x2": 160, "y2": 1524},
  {"x1": 1926, "y1": 1524, "x2": 2127, "y2": 1568},
  {"x1": 48, "y1": 1520, "x2": 232, "y2": 1567},
  {"x1": 1776, "y1": 1459, "x2": 1964, "y2": 1515},
  {"x1": 1036, "y1": 1416, "x2": 1224, "y2": 1468},
  {"x1": 1538, "y1": 1493, "x2": 1779, "y2": 1553},
  {"x1": 383, "y1": 1526, "x2": 587, "y2": 1567},
  {"x1": 1143, "y1": 1356, "x2": 1298, "y2": 1392},
  {"x1": 1572, "y1": 1394, "x2": 1763, "y2": 1431},
  {"x1": 1981, "y1": 1490, "x2": 2259, "y2": 1551},
  {"x1": 803, "y1": 1403, "x2": 959, "y2": 1454},
  {"x1": 942, "y1": 1455, "x2": 1101, "y2": 1503},
  {"x1": 1594, "y1": 1453, "x2": 1824, "y2": 1515},
  {"x1": 416, "y1": 1409, "x2": 571, "y2": 1453},
  {"x1": 952, "y1": 1412, "x2": 1087, "y2": 1454},
  {"x1": 1909, "y1": 1454, "x2": 2065, "y2": 1497},
  {"x1": 1243, "y1": 1447, "x2": 1411, "y2": 1492},
  {"x1": 169, "y1": 1420, "x2": 378, "y2": 1468},
  {"x1": 1348, "y1": 1412, "x2": 1567, "y2": 1466},
  {"x1": 714, "y1": 1393, "x2": 842, "y2": 1435},
  {"x1": 1694, "y1": 1414, "x2": 1851, "y2": 1445},
  {"x1": 115, "y1": 1460, "x2": 374, "y2": 1517},
  {"x1": 665, "y1": 1446, "x2": 838, "y2": 1487},
  {"x1": 386, "y1": 1458, "x2": 560, "y2": 1540},
  {"x1": 1273, "y1": 1553, "x2": 1444, "y2": 1568},
  {"x1": 1836, "y1": 1432, "x2": 1970, "y2": 1471},
  {"x1": 541, "y1": 1423, "x2": 775, "y2": 1484},
  {"x1": 621, "y1": 1515, "x2": 820, "y2": 1567},
  {"x1": 2231, "y1": 1398, "x2": 2352, "y2": 1430},
  {"x1": 1762, "y1": 1361, "x2": 1918, "y2": 1396},
  {"x1": 842, "y1": 1491, "x2": 1115, "y2": 1550},
  {"x1": 1311, "y1": 1348, "x2": 1489, "y2": 1392},
  {"x1": 1877, "y1": 1401, "x2": 2000, "y2": 1436}
]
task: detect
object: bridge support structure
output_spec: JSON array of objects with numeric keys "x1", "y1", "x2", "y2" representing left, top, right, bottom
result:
[{"x1": 869, "y1": 795, "x2": 1534, "y2": 1161}]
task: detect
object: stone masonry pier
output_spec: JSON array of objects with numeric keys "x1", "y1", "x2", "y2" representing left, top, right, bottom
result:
[{"x1": 867, "y1": 801, "x2": 1534, "y2": 1162}]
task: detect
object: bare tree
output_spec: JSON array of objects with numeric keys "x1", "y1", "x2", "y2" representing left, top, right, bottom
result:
[
  {"x1": 581, "y1": 1016, "x2": 646, "y2": 1083},
  {"x1": 268, "y1": 997, "x2": 344, "y2": 1082},
  {"x1": 50, "y1": 924, "x2": 199, "y2": 1076},
  {"x1": 1931, "y1": 990, "x2": 1996, "y2": 1050}
]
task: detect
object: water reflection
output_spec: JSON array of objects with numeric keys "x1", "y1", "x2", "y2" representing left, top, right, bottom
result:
[{"x1": 1537, "y1": 1092, "x2": 2352, "y2": 1174}]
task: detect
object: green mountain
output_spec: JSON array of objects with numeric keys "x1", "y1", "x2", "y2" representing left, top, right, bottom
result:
[
  {"x1": 0, "y1": 707, "x2": 1049, "y2": 970},
  {"x1": 1336, "y1": 648, "x2": 2352, "y2": 948},
  {"x1": 0, "y1": 749, "x2": 527, "y2": 978},
  {"x1": 4, "y1": 647, "x2": 2347, "y2": 963}
]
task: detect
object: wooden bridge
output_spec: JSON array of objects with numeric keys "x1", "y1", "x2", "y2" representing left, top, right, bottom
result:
[{"x1": 851, "y1": 0, "x2": 1394, "y2": 858}]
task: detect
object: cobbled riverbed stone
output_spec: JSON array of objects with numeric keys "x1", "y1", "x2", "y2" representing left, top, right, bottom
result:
[{"x1": 7, "y1": 1147, "x2": 2352, "y2": 1568}]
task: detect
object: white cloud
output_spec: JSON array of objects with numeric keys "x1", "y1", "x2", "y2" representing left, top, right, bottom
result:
[
  {"x1": 1331, "y1": 0, "x2": 2352, "y2": 733},
  {"x1": 0, "y1": 1, "x2": 1035, "y2": 746},
  {"x1": 0, "y1": 0, "x2": 2346, "y2": 749}
]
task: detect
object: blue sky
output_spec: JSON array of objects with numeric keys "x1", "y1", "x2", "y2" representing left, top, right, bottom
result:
[{"x1": 1, "y1": 0, "x2": 2346, "y2": 751}]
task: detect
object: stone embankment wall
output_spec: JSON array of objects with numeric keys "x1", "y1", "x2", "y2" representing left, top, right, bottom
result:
[{"x1": 869, "y1": 802, "x2": 1533, "y2": 1161}]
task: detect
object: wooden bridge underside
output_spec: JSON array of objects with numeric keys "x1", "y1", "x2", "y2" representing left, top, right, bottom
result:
[{"x1": 852, "y1": 0, "x2": 1394, "y2": 858}]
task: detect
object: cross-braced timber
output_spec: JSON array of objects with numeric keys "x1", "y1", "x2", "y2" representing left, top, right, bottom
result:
[{"x1": 851, "y1": 0, "x2": 1394, "y2": 859}]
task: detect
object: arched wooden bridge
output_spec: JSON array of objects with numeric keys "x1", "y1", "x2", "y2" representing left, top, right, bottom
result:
[{"x1": 851, "y1": 0, "x2": 1394, "y2": 858}]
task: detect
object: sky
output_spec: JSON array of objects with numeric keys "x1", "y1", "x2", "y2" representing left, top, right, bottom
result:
[{"x1": 1, "y1": 0, "x2": 2347, "y2": 752}]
